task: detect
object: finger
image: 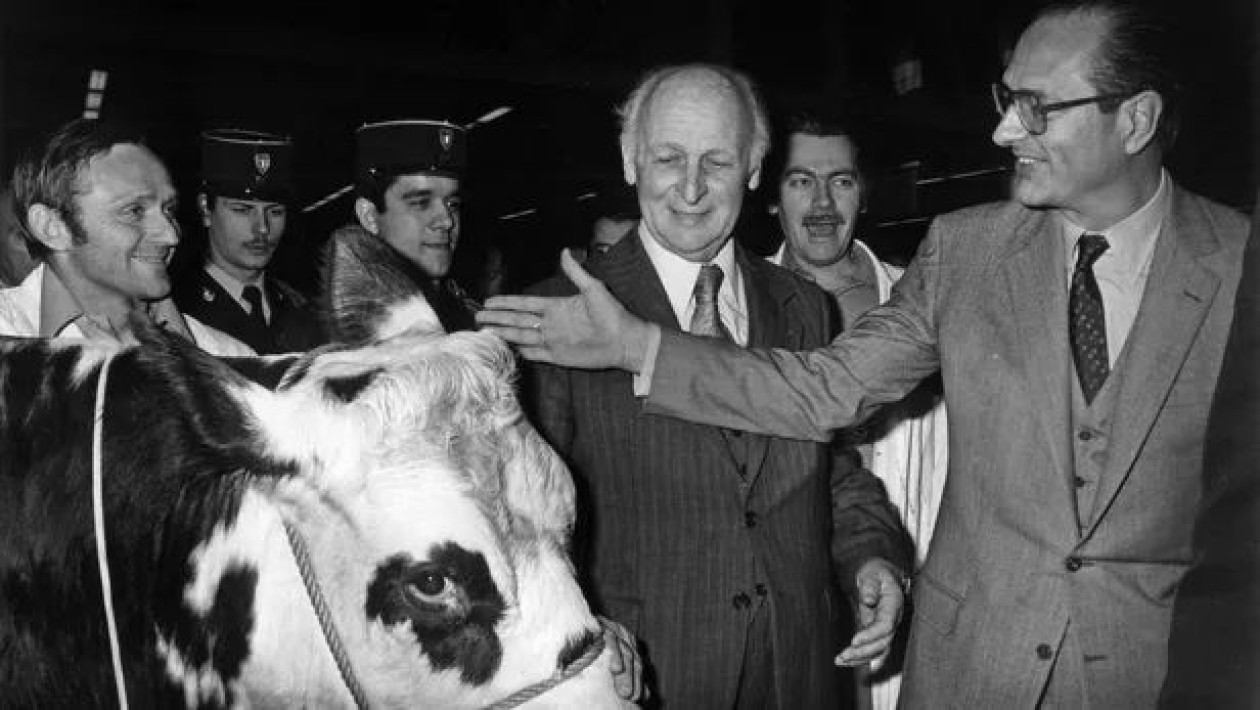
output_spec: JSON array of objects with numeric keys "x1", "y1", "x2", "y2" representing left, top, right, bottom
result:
[
  {"x1": 835, "y1": 632, "x2": 895, "y2": 667},
  {"x1": 482, "y1": 294, "x2": 555, "y2": 313},
  {"x1": 560, "y1": 248, "x2": 601, "y2": 292},
  {"x1": 475, "y1": 309, "x2": 543, "y2": 329},
  {"x1": 479, "y1": 325, "x2": 546, "y2": 348},
  {"x1": 603, "y1": 626, "x2": 625, "y2": 675}
]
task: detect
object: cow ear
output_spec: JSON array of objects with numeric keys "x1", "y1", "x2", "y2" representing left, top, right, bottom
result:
[
  {"x1": 132, "y1": 316, "x2": 295, "y2": 477},
  {"x1": 321, "y1": 225, "x2": 445, "y2": 344}
]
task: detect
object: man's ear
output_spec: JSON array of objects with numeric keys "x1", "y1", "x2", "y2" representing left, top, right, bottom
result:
[
  {"x1": 354, "y1": 197, "x2": 380, "y2": 235},
  {"x1": 197, "y1": 193, "x2": 212, "y2": 228},
  {"x1": 1120, "y1": 89, "x2": 1163, "y2": 155},
  {"x1": 26, "y1": 204, "x2": 73, "y2": 251},
  {"x1": 620, "y1": 135, "x2": 638, "y2": 186}
]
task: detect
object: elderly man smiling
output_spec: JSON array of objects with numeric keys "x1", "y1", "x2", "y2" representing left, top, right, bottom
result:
[
  {"x1": 523, "y1": 63, "x2": 911, "y2": 709},
  {"x1": 0, "y1": 118, "x2": 249, "y2": 355},
  {"x1": 481, "y1": 2, "x2": 1250, "y2": 706}
]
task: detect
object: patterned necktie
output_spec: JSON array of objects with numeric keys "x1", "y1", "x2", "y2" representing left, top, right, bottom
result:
[
  {"x1": 1070, "y1": 234, "x2": 1110, "y2": 403},
  {"x1": 242, "y1": 284, "x2": 269, "y2": 331},
  {"x1": 689, "y1": 264, "x2": 731, "y2": 341}
]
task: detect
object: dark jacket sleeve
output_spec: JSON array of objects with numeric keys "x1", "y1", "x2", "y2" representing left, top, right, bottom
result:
[{"x1": 828, "y1": 441, "x2": 914, "y2": 597}]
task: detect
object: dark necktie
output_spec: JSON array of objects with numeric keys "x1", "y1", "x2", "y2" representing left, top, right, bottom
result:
[
  {"x1": 689, "y1": 264, "x2": 731, "y2": 341},
  {"x1": 1070, "y1": 234, "x2": 1110, "y2": 403},
  {"x1": 242, "y1": 284, "x2": 269, "y2": 332}
]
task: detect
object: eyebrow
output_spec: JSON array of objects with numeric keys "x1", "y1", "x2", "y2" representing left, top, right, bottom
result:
[{"x1": 784, "y1": 167, "x2": 858, "y2": 179}]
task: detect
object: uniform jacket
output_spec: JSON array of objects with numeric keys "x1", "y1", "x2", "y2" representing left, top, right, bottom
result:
[
  {"x1": 172, "y1": 266, "x2": 323, "y2": 354},
  {"x1": 527, "y1": 233, "x2": 910, "y2": 709},
  {"x1": 646, "y1": 185, "x2": 1249, "y2": 708}
]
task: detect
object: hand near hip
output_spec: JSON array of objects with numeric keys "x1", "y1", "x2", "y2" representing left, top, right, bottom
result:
[
  {"x1": 835, "y1": 557, "x2": 906, "y2": 669},
  {"x1": 476, "y1": 249, "x2": 654, "y2": 371}
]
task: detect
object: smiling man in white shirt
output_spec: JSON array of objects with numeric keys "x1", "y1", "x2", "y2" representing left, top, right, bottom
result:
[{"x1": 0, "y1": 118, "x2": 249, "y2": 356}]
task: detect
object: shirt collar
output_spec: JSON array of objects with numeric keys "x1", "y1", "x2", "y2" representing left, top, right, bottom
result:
[
  {"x1": 206, "y1": 260, "x2": 264, "y2": 302},
  {"x1": 1061, "y1": 169, "x2": 1171, "y2": 276},
  {"x1": 637, "y1": 223, "x2": 741, "y2": 323},
  {"x1": 38, "y1": 264, "x2": 86, "y2": 338}
]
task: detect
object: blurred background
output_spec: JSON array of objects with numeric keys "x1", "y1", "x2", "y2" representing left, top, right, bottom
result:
[{"x1": 1, "y1": 0, "x2": 1254, "y2": 294}]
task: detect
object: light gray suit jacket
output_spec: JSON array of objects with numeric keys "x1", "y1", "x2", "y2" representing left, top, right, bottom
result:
[{"x1": 646, "y1": 185, "x2": 1249, "y2": 708}]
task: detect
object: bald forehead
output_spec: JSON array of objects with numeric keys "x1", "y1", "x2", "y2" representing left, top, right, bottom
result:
[
  {"x1": 641, "y1": 69, "x2": 748, "y2": 133},
  {"x1": 1009, "y1": 10, "x2": 1108, "y2": 88}
]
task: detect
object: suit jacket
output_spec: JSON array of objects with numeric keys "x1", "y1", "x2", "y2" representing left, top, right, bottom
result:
[
  {"x1": 527, "y1": 233, "x2": 909, "y2": 709},
  {"x1": 172, "y1": 267, "x2": 323, "y2": 354},
  {"x1": 1160, "y1": 190, "x2": 1260, "y2": 709},
  {"x1": 645, "y1": 185, "x2": 1249, "y2": 708}
]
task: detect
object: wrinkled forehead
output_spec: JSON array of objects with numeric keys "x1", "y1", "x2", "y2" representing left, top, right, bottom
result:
[
  {"x1": 1005, "y1": 13, "x2": 1106, "y2": 93},
  {"x1": 77, "y1": 143, "x2": 175, "y2": 205}
]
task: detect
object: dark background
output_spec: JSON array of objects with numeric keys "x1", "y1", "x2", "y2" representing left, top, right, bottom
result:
[{"x1": 1, "y1": 0, "x2": 1255, "y2": 294}]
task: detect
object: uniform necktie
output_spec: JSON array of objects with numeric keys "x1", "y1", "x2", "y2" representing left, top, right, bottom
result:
[
  {"x1": 242, "y1": 284, "x2": 268, "y2": 331},
  {"x1": 1070, "y1": 234, "x2": 1110, "y2": 403},
  {"x1": 689, "y1": 264, "x2": 731, "y2": 341}
]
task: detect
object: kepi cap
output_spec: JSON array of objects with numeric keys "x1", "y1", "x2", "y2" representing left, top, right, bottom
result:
[
  {"x1": 201, "y1": 129, "x2": 294, "y2": 202},
  {"x1": 356, "y1": 119, "x2": 466, "y2": 182}
]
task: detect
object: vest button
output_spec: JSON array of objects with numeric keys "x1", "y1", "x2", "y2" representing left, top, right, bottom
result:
[
  {"x1": 1073, "y1": 476, "x2": 1087, "y2": 488},
  {"x1": 1036, "y1": 643, "x2": 1054, "y2": 660},
  {"x1": 1077, "y1": 429, "x2": 1093, "y2": 441},
  {"x1": 732, "y1": 592, "x2": 752, "y2": 610},
  {"x1": 1065, "y1": 556, "x2": 1083, "y2": 572},
  {"x1": 744, "y1": 511, "x2": 759, "y2": 528}
]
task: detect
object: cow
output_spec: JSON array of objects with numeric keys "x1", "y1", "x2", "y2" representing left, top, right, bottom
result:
[{"x1": 0, "y1": 230, "x2": 634, "y2": 709}]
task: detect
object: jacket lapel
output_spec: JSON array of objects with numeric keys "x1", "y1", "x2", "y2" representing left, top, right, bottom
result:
[
  {"x1": 1083, "y1": 187, "x2": 1221, "y2": 535},
  {"x1": 588, "y1": 228, "x2": 680, "y2": 331},
  {"x1": 1000, "y1": 210, "x2": 1080, "y2": 531},
  {"x1": 738, "y1": 250, "x2": 799, "y2": 491}
]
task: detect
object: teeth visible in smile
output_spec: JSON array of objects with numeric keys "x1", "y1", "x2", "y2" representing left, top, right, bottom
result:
[{"x1": 1017, "y1": 157, "x2": 1037, "y2": 165}]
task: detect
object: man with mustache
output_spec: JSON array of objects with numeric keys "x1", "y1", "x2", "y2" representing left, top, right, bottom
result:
[
  {"x1": 768, "y1": 110, "x2": 948, "y2": 710},
  {"x1": 479, "y1": 1, "x2": 1251, "y2": 705},
  {"x1": 0, "y1": 118, "x2": 250, "y2": 355},
  {"x1": 173, "y1": 129, "x2": 321, "y2": 354}
]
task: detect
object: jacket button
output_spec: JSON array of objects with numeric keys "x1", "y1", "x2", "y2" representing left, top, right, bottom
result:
[
  {"x1": 1036, "y1": 643, "x2": 1054, "y2": 660},
  {"x1": 1073, "y1": 476, "x2": 1087, "y2": 488},
  {"x1": 732, "y1": 592, "x2": 752, "y2": 610},
  {"x1": 1077, "y1": 429, "x2": 1093, "y2": 441},
  {"x1": 754, "y1": 583, "x2": 768, "y2": 597},
  {"x1": 744, "y1": 511, "x2": 758, "y2": 528},
  {"x1": 1065, "y1": 556, "x2": 1083, "y2": 572}
]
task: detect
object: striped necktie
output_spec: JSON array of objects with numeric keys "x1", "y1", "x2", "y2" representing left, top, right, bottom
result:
[{"x1": 689, "y1": 264, "x2": 731, "y2": 341}]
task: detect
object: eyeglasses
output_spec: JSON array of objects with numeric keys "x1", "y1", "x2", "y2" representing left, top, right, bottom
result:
[{"x1": 991, "y1": 82, "x2": 1133, "y2": 135}]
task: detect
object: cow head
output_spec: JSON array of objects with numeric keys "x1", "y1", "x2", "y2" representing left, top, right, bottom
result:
[{"x1": 0, "y1": 229, "x2": 631, "y2": 708}]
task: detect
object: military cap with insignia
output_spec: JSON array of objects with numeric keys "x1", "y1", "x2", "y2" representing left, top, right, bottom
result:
[
  {"x1": 355, "y1": 119, "x2": 467, "y2": 182},
  {"x1": 200, "y1": 129, "x2": 294, "y2": 203}
]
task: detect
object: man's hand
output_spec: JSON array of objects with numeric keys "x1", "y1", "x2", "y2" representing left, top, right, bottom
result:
[
  {"x1": 835, "y1": 557, "x2": 906, "y2": 669},
  {"x1": 600, "y1": 616, "x2": 646, "y2": 703},
  {"x1": 476, "y1": 249, "x2": 654, "y2": 371}
]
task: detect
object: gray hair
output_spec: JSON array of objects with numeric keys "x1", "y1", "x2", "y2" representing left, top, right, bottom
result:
[{"x1": 616, "y1": 63, "x2": 771, "y2": 171}]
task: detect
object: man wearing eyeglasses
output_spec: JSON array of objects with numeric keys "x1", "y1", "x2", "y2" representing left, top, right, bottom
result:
[{"x1": 478, "y1": 1, "x2": 1251, "y2": 706}]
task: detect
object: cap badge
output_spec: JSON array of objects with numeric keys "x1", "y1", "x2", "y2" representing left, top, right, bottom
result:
[
  {"x1": 254, "y1": 152, "x2": 272, "y2": 177},
  {"x1": 439, "y1": 127, "x2": 454, "y2": 152}
]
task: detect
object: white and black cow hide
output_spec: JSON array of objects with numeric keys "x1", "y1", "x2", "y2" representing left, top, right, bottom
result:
[{"x1": 0, "y1": 231, "x2": 632, "y2": 709}]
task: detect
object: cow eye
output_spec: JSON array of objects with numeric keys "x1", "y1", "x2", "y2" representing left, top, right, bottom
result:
[{"x1": 407, "y1": 570, "x2": 449, "y2": 602}]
